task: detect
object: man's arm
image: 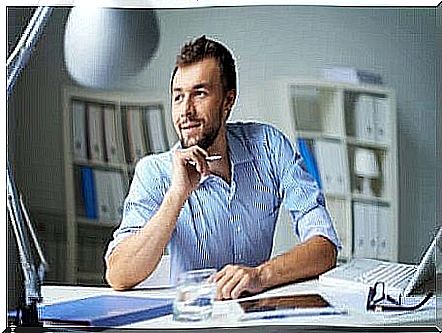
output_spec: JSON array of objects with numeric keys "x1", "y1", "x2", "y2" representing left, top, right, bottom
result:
[
  {"x1": 214, "y1": 125, "x2": 339, "y2": 300},
  {"x1": 106, "y1": 146, "x2": 210, "y2": 290},
  {"x1": 214, "y1": 235, "x2": 336, "y2": 300},
  {"x1": 105, "y1": 190, "x2": 186, "y2": 290}
]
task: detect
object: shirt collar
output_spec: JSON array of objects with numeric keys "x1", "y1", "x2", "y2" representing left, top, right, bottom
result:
[{"x1": 226, "y1": 124, "x2": 254, "y2": 165}]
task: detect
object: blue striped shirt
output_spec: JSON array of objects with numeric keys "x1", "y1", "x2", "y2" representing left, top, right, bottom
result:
[{"x1": 106, "y1": 122, "x2": 340, "y2": 283}]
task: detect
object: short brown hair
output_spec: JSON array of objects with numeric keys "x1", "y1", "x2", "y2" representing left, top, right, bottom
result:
[{"x1": 171, "y1": 35, "x2": 237, "y2": 92}]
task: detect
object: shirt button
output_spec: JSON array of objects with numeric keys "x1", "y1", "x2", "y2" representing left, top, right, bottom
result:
[{"x1": 237, "y1": 226, "x2": 241, "y2": 232}]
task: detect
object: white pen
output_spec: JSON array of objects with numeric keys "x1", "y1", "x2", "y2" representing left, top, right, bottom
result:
[{"x1": 187, "y1": 155, "x2": 222, "y2": 166}]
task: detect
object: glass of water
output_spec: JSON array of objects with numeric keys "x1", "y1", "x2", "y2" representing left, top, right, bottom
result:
[{"x1": 173, "y1": 268, "x2": 217, "y2": 321}]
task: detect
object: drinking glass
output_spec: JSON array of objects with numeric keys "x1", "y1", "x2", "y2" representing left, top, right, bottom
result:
[{"x1": 172, "y1": 268, "x2": 217, "y2": 321}]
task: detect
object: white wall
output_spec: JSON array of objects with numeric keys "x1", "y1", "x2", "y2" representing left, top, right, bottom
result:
[{"x1": 8, "y1": 6, "x2": 439, "y2": 264}]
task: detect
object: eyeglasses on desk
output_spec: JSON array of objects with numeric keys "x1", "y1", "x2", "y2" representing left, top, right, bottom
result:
[{"x1": 366, "y1": 281, "x2": 433, "y2": 312}]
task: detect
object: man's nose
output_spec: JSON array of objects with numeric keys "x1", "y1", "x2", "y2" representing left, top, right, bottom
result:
[{"x1": 180, "y1": 95, "x2": 195, "y2": 118}]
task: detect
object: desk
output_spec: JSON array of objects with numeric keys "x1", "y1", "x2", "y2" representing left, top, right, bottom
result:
[{"x1": 40, "y1": 279, "x2": 440, "y2": 331}]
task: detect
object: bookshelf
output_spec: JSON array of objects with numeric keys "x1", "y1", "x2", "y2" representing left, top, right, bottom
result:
[
  {"x1": 63, "y1": 86, "x2": 170, "y2": 284},
  {"x1": 269, "y1": 79, "x2": 398, "y2": 262}
]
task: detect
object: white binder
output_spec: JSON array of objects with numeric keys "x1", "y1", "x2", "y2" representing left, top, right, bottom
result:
[
  {"x1": 71, "y1": 100, "x2": 88, "y2": 161},
  {"x1": 126, "y1": 107, "x2": 147, "y2": 163},
  {"x1": 314, "y1": 140, "x2": 348, "y2": 195},
  {"x1": 353, "y1": 202, "x2": 380, "y2": 259},
  {"x1": 103, "y1": 105, "x2": 125, "y2": 163},
  {"x1": 109, "y1": 172, "x2": 127, "y2": 222},
  {"x1": 366, "y1": 204, "x2": 378, "y2": 259},
  {"x1": 376, "y1": 206, "x2": 392, "y2": 260},
  {"x1": 94, "y1": 170, "x2": 113, "y2": 223},
  {"x1": 373, "y1": 97, "x2": 390, "y2": 144},
  {"x1": 353, "y1": 202, "x2": 368, "y2": 258},
  {"x1": 87, "y1": 103, "x2": 105, "y2": 162},
  {"x1": 354, "y1": 94, "x2": 375, "y2": 142},
  {"x1": 144, "y1": 107, "x2": 168, "y2": 153}
]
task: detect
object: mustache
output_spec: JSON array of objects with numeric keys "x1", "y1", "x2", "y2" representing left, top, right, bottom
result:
[{"x1": 179, "y1": 118, "x2": 202, "y2": 129}]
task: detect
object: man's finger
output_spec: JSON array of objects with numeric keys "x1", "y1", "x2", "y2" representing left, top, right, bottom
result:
[
  {"x1": 184, "y1": 149, "x2": 209, "y2": 175},
  {"x1": 230, "y1": 274, "x2": 251, "y2": 299},
  {"x1": 220, "y1": 269, "x2": 245, "y2": 300},
  {"x1": 215, "y1": 266, "x2": 237, "y2": 300},
  {"x1": 214, "y1": 264, "x2": 233, "y2": 282}
]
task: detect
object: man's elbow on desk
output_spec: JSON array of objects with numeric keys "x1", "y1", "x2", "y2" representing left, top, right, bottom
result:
[{"x1": 105, "y1": 251, "x2": 156, "y2": 291}]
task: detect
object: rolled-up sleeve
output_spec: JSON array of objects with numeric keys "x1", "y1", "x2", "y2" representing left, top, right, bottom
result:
[
  {"x1": 270, "y1": 128, "x2": 341, "y2": 251},
  {"x1": 105, "y1": 156, "x2": 169, "y2": 261}
]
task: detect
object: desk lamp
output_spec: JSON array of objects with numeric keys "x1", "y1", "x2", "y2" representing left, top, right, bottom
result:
[
  {"x1": 7, "y1": 6, "x2": 159, "y2": 326},
  {"x1": 354, "y1": 148, "x2": 379, "y2": 196}
]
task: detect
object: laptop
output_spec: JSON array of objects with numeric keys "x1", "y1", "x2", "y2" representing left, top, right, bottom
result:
[{"x1": 319, "y1": 227, "x2": 441, "y2": 297}]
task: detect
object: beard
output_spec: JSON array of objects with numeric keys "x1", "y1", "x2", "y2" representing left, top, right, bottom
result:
[{"x1": 180, "y1": 117, "x2": 222, "y2": 150}]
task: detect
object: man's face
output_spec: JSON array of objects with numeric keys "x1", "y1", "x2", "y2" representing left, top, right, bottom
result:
[{"x1": 171, "y1": 58, "x2": 230, "y2": 150}]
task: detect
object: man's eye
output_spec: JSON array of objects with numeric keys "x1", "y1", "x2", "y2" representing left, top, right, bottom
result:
[
  {"x1": 174, "y1": 94, "x2": 183, "y2": 103},
  {"x1": 195, "y1": 90, "x2": 208, "y2": 97}
]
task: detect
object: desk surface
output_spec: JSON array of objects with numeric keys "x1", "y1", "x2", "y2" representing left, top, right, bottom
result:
[{"x1": 41, "y1": 279, "x2": 440, "y2": 330}]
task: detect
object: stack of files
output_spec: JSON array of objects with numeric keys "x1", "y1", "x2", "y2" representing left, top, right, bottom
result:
[
  {"x1": 39, "y1": 295, "x2": 173, "y2": 327},
  {"x1": 314, "y1": 140, "x2": 348, "y2": 195},
  {"x1": 143, "y1": 107, "x2": 169, "y2": 153},
  {"x1": 322, "y1": 67, "x2": 383, "y2": 85}
]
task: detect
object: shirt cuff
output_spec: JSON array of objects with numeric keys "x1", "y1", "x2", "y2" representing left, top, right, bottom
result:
[
  {"x1": 295, "y1": 205, "x2": 342, "y2": 252},
  {"x1": 104, "y1": 227, "x2": 140, "y2": 263}
]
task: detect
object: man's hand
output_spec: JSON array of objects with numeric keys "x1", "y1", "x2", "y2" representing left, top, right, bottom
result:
[
  {"x1": 213, "y1": 264, "x2": 265, "y2": 300},
  {"x1": 170, "y1": 146, "x2": 210, "y2": 199}
]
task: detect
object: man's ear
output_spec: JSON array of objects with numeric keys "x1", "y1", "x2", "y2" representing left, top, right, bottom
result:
[{"x1": 223, "y1": 90, "x2": 237, "y2": 116}]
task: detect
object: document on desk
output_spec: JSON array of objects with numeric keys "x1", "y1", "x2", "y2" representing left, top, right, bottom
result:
[
  {"x1": 238, "y1": 293, "x2": 347, "y2": 321},
  {"x1": 39, "y1": 295, "x2": 173, "y2": 327}
]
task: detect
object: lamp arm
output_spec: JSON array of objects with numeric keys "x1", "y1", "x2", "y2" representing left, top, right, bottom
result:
[
  {"x1": 7, "y1": 7, "x2": 53, "y2": 98},
  {"x1": 7, "y1": 6, "x2": 53, "y2": 326},
  {"x1": 7, "y1": 163, "x2": 42, "y2": 305}
]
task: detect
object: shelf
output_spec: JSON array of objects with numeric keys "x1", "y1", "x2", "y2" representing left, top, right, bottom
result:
[
  {"x1": 351, "y1": 193, "x2": 391, "y2": 205},
  {"x1": 325, "y1": 193, "x2": 350, "y2": 201},
  {"x1": 73, "y1": 159, "x2": 130, "y2": 171},
  {"x1": 346, "y1": 137, "x2": 390, "y2": 150},
  {"x1": 296, "y1": 130, "x2": 343, "y2": 141},
  {"x1": 64, "y1": 87, "x2": 171, "y2": 285},
  {"x1": 77, "y1": 272, "x2": 105, "y2": 283},
  {"x1": 283, "y1": 79, "x2": 398, "y2": 262},
  {"x1": 282, "y1": 78, "x2": 394, "y2": 95},
  {"x1": 77, "y1": 216, "x2": 120, "y2": 228}
]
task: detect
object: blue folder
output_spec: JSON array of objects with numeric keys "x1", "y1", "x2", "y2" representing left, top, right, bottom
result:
[
  {"x1": 297, "y1": 138, "x2": 322, "y2": 189},
  {"x1": 80, "y1": 166, "x2": 98, "y2": 219},
  {"x1": 39, "y1": 295, "x2": 173, "y2": 327}
]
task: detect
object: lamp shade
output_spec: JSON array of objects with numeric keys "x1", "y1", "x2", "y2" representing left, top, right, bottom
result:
[
  {"x1": 64, "y1": 7, "x2": 159, "y2": 89},
  {"x1": 354, "y1": 148, "x2": 379, "y2": 178}
]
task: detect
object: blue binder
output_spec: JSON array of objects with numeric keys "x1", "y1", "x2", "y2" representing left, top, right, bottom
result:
[
  {"x1": 39, "y1": 295, "x2": 173, "y2": 327},
  {"x1": 80, "y1": 166, "x2": 98, "y2": 219},
  {"x1": 297, "y1": 138, "x2": 322, "y2": 189}
]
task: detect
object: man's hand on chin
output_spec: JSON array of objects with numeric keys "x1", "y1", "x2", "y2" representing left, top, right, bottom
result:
[{"x1": 213, "y1": 264, "x2": 265, "y2": 300}]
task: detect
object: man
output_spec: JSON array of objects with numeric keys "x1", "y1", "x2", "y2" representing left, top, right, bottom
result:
[{"x1": 105, "y1": 35, "x2": 340, "y2": 300}]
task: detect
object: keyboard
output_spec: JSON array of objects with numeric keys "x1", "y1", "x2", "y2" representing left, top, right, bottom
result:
[
  {"x1": 319, "y1": 258, "x2": 418, "y2": 295},
  {"x1": 358, "y1": 262, "x2": 416, "y2": 289}
]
